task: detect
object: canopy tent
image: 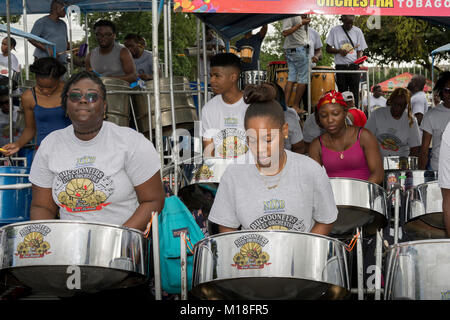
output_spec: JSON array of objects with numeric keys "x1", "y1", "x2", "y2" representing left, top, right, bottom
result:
[
  {"x1": 0, "y1": 23, "x2": 56, "y2": 51},
  {"x1": 376, "y1": 72, "x2": 433, "y2": 92}
]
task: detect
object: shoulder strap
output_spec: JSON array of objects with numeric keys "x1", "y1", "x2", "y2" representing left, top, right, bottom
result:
[
  {"x1": 357, "y1": 126, "x2": 363, "y2": 140},
  {"x1": 341, "y1": 25, "x2": 355, "y2": 48},
  {"x1": 31, "y1": 87, "x2": 38, "y2": 104}
]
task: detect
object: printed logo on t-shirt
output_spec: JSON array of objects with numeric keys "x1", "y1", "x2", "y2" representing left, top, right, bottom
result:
[
  {"x1": 53, "y1": 166, "x2": 114, "y2": 213},
  {"x1": 250, "y1": 213, "x2": 306, "y2": 231},
  {"x1": 339, "y1": 41, "x2": 355, "y2": 54},
  {"x1": 231, "y1": 233, "x2": 271, "y2": 270},
  {"x1": 224, "y1": 117, "x2": 239, "y2": 127},
  {"x1": 378, "y1": 133, "x2": 402, "y2": 152},
  {"x1": 214, "y1": 128, "x2": 248, "y2": 158}
]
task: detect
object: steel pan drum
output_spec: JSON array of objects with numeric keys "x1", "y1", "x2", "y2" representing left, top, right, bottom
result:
[
  {"x1": 383, "y1": 156, "x2": 418, "y2": 170},
  {"x1": 385, "y1": 239, "x2": 450, "y2": 300},
  {"x1": 101, "y1": 77, "x2": 131, "y2": 127},
  {"x1": 242, "y1": 70, "x2": 267, "y2": 86},
  {"x1": 404, "y1": 181, "x2": 446, "y2": 240},
  {"x1": 329, "y1": 178, "x2": 388, "y2": 237},
  {"x1": 192, "y1": 230, "x2": 350, "y2": 300},
  {"x1": 0, "y1": 220, "x2": 149, "y2": 297}
]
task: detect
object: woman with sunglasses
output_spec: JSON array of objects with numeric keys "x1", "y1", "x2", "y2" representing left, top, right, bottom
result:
[
  {"x1": 309, "y1": 90, "x2": 383, "y2": 184},
  {"x1": 365, "y1": 87, "x2": 421, "y2": 159},
  {"x1": 28, "y1": 71, "x2": 165, "y2": 231},
  {"x1": 208, "y1": 83, "x2": 338, "y2": 235},
  {"x1": 1, "y1": 57, "x2": 71, "y2": 156}
]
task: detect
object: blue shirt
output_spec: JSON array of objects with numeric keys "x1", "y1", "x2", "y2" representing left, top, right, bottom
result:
[{"x1": 31, "y1": 16, "x2": 68, "y2": 64}]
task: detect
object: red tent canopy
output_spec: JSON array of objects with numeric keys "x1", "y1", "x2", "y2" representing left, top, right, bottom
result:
[{"x1": 376, "y1": 72, "x2": 433, "y2": 92}]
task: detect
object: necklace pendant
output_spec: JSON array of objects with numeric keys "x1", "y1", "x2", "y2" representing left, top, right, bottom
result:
[
  {"x1": 340, "y1": 153, "x2": 344, "y2": 160},
  {"x1": 267, "y1": 185, "x2": 277, "y2": 190}
]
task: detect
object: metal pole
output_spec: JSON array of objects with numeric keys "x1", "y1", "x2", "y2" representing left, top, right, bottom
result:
[
  {"x1": 375, "y1": 229, "x2": 382, "y2": 300},
  {"x1": 146, "y1": 92, "x2": 153, "y2": 142},
  {"x1": 68, "y1": 9, "x2": 73, "y2": 76},
  {"x1": 23, "y1": 0, "x2": 29, "y2": 80},
  {"x1": 180, "y1": 232, "x2": 188, "y2": 300},
  {"x1": 151, "y1": 211, "x2": 162, "y2": 300},
  {"x1": 307, "y1": 28, "x2": 311, "y2": 114},
  {"x1": 84, "y1": 13, "x2": 89, "y2": 54},
  {"x1": 356, "y1": 227, "x2": 364, "y2": 300},
  {"x1": 365, "y1": 69, "x2": 370, "y2": 111},
  {"x1": 152, "y1": 0, "x2": 164, "y2": 172},
  {"x1": 6, "y1": 0, "x2": 13, "y2": 144},
  {"x1": 394, "y1": 188, "x2": 400, "y2": 245},
  {"x1": 167, "y1": 2, "x2": 179, "y2": 195},
  {"x1": 163, "y1": 1, "x2": 169, "y2": 78},
  {"x1": 202, "y1": 23, "x2": 208, "y2": 106}
]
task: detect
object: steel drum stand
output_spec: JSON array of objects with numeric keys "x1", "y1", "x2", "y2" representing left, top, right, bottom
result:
[{"x1": 151, "y1": 211, "x2": 162, "y2": 300}]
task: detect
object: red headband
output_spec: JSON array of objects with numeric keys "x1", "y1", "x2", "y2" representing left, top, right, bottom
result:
[{"x1": 316, "y1": 90, "x2": 347, "y2": 110}]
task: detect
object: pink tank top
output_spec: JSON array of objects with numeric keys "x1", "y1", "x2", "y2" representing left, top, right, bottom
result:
[{"x1": 320, "y1": 128, "x2": 371, "y2": 181}]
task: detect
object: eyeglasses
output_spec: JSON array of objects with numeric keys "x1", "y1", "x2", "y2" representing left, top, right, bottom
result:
[
  {"x1": 95, "y1": 32, "x2": 114, "y2": 39},
  {"x1": 443, "y1": 87, "x2": 450, "y2": 94},
  {"x1": 68, "y1": 92, "x2": 102, "y2": 103}
]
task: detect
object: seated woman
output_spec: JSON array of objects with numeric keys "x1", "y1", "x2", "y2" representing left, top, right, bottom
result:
[
  {"x1": 365, "y1": 87, "x2": 421, "y2": 160},
  {"x1": 208, "y1": 83, "x2": 338, "y2": 236},
  {"x1": 309, "y1": 90, "x2": 383, "y2": 184},
  {"x1": 28, "y1": 71, "x2": 165, "y2": 231},
  {"x1": 2, "y1": 57, "x2": 71, "y2": 156}
]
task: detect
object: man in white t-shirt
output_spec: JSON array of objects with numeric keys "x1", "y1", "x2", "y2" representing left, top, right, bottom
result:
[
  {"x1": 0, "y1": 37, "x2": 20, "y2": 75},
  {"x1": 202, "y1": 53, "x2": 249, "y2": 160},
  {"x1": 408, "y1": 74, "x2": 429, "y2": 126},
  {"x1": 326, "y1": 15, "x2": 367, "y2": 107},
  {"x1": 438, "y1": 121, "x2": 450, "y2": 236},
  {"x1": 362, "y1": 85, "x2": 386, "y2": 116}
]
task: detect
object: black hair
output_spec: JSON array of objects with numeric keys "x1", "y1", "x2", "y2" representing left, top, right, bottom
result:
[
  {"x1": 210, "y1": 53, "x2": 242, "y2": 74},
  {"x1": 243, "y1": 83, "x2": 285, "y2": 128},
  {"x1": 61, "y1": 71, "x2": 107, "y2": 113},
  {"x1": 434, "y1": 71, "x2": 450, "y2": 101},
  {"x1": 2, "y1": 37, "x2": 16, "y2": 48},
  {"x1": 29, "y1": 57, "x2": 66, "y2": 79},
  {"x1": 93, "y1": 20, "x2": 116, "y2": 34},
  {"x1": 372, "y1": 84, "x2": 381, "y2": 92},
  {"x1": 272, "y1": 82, "x2": 287, "y2": 111},
  {"x1": 124, "y1": 33, "x2": 140, "y2": 42}
]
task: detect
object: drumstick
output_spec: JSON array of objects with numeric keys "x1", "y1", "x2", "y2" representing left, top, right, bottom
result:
[
  {"x1": 0, "y1": 147, "x2": 7, "y2": 153},
  {"x1": 58, "y1": 47, "x2": 80, "y2": 55}
]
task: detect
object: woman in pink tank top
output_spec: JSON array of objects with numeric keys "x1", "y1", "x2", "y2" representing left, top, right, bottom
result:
[{"x1": 309, "y1": 90, "x2": 384, "y2": 184}]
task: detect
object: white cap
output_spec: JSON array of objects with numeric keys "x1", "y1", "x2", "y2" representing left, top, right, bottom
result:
[{"x1": 342, "y1": 91, "x2": 354, "y2": 102}]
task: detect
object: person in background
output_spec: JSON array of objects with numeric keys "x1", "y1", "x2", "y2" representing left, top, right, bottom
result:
[
  {"x1": 235, "y1": 25, "x2": 268, "y2": 73},
  {"x1": 199, "y1": 26, "x2": 225, "y2": 82},
  {"x1": 408, "y1": 74, "x2": 428, "y2": 126},
  {"x1": 302, "y1": 108, "x2": 324, "y2": 155},
  {"x1": 326, "y1": 15, "x2": 367, "y2": 107},
  {"x1": 343, "y1": 91, "x2": 367, "y2": 127},
  {"x1": 438, "y1": 121, "x2": 450, "y2": 237},
  {"x1": 1, "y1": 57, "x2": 71, "y2": 156},
  {"x1": 419, "y1": 71, "x2": 450, "y2": 171},
  {"x1": 0, "y1": 37, "x2": 20, "y2": 74},
  {"x1": 309, "y1": 90, "x2": 383, "y2": 184},
  {"x1": 208, "y1": 84, "x2": 337, "y2": 235},
  {"x1": 30, "y1": 0, "x2": 69, "y2": 66},
  {"x1": 365, "y1": 87, "x2": 421, "y2": 159},
  {"x1": 281, "y1": 15, "x2": 311, "y2": 115},
  {"x1": 362, "y1": 84, "x2": 386, "y2": 116},
  {"x1": 85, "y1": 20, "x2": 137, "y2": 84},
  {"x1": 124, "y1": 34, "x2": 160, "y2": 81},
  {"x1": 0, "y1": 80, "x2": 20, "y2": 147}
]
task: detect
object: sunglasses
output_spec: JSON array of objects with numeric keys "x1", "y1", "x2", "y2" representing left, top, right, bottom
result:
[{"x1": 68, "y1": 92, "x2": 102, "y2": 103}]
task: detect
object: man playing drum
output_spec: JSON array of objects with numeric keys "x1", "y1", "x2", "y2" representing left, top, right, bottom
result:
[{"x1": 124, "y1": 34, "x2": 159, "y2": 81}]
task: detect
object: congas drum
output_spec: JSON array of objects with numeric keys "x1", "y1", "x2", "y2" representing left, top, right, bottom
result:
[
  {"x1": 0, "y1": 167, "x2": 31, "y2": 227},
  {"x1": 192, "y1": 230, "x2": 350, "y2": 300},
  {"x1": 383, "y1": 156, "x2": 418, "y2": 170},
  {"x1": 239, "y1": 45, "x2": 254, "y2": 63},
  {"x1": 0, "y1": 220, "x2": 149, "y2": 297},
  {"x1": 329, "y1": 178, "x2": 388, "y2": 238},
  {"x1": 311, "y1": 66, "x2": 336, "y2": 108},
  {"x1": 131, "y1": 76, "x2": 198, "y2": 137},
  {"x1": 229, "y1": 46, "x2": 238, "y2": 56},
  {"x1": 101, "y1": 77, "x2": 131, "y2": 127},
  {"x1": 275, "y1": 68, "x2": 289, "y2": 89},
  {"x1": 267, "y1": 61, "x2": 287, "y2": 83},
  {"x1": 404, "y1": 181, "x2": 446, "y2": 240},
  {"x1": 385, "y1": 239, "x2": 450, "y2": 300}
]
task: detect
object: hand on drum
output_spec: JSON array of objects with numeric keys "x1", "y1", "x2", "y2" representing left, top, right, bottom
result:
[
  {"x1": 311, "y1": 56, "x2": 319, "y2": 63},
  {"x1": 138, "y1": 73, "x2": 153, "y2": 81},
  {"x1": 338, "y1": 49, "x2": 348, "y2": 57},
  {"x1": 0, "y1": 142, "x2": 20, "y2": 157}
]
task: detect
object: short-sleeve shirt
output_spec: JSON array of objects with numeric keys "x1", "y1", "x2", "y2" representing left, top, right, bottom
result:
[
  {"x1": 420, "y1": 103, "x2": 450, "y2": 170},
  {"x1": 29, "y1": 121, "x2": 161, "y2": 226},
  {"x1": 411, "y1": 91, "x2": 429, "y2": 116},
  {"x1": 202, "y1": 94, "x2": 249, "y2": 159},
  {"x1": 362, "y1": 95, "x2": 387, "y2": 114},
  {"x1": 438, "y1": 122, "x2": 450, "y2": 189},
  {"x1": 284, "y1": 108, "x2": 303, "y2": 150},
  {"x1": 282, "y1": 16, "x2": 308, "y2": 49},
  {"x1": 134, "y1": 50, "x2": 153, "y2": 76},
  {"x1": 326, "y1": 25, "x2": 367, "y2": 65},
  {"x1": 236, "y1": 33, "x2": 264, "y2": 71},
  {"x1": 30, "y1": 16, "x2": 68, "y2": 64},
  {"x1": 364, "y1": 107, "x2": 421, "y2": 157},
  {"x1": 303, "y1": 112, "x2": 324, "y2": 143},
  {"x1": 208, "y1": 150, "x2": 338, "y2": 231},
  {"x1": 308, "y1": 28, "x2": 323, "y2": 68},
  {"x1": 0, "y1": 53, "x2": 20, "y2": 73}
]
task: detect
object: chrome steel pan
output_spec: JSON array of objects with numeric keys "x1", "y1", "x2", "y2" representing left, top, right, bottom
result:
[
  {"x1": 192, "y1": 230, "x2": 350, "y2": 300},
  {"x1": 0, "y1": 220, "x2": 149, "y2": 297},
  {"x1": 385, "y1": 239, "x2": 450, "y2": 300},
  {"x1": 329, "y1": 178, "x2": 388, "y2": 237},
  {"x1": 383, "y1": 156, "x2": 418, "y2": 170},
  {"x1": 404, "y1": 181, "x2": 446, "y2": 239}
]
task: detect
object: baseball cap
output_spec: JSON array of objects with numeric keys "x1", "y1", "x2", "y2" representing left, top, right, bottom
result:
[{"x1": 342, "y1": 91, "x2": 354, "y2": 102}]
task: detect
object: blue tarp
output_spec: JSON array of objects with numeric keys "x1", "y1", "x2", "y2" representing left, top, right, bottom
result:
[
  {"x1": 0, "y1": 23, "x2": 55, "y2": 46},
  {"x1": 432, "y1": 43, "x2": 450, "y2": 55}
]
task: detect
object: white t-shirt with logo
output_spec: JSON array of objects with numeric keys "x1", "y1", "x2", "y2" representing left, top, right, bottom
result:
[
  {"x1": 365, "y1": 107, "x2": 421, "y2": 158},
  {"x1": 362, "y1": 95, "x2": 387, "y2": 114},
  {"x1": 29, "y1": 121, "x2": 161, "y2": 226},
  {"x1": 411, "y1": 91, "x2": 429, "y2": 116},
  {"x1": 202, "y1": 94, "x2": 250, "y2": 160},
  {"x1": 420, "y1": 103, "x2": 450, "y2": 170},
  {"x1": 208, "y1": 150, "x2": 338, "y2": 232},
  {"x1": 326, "y1": 25, "x2": 368, "y2": 65}
]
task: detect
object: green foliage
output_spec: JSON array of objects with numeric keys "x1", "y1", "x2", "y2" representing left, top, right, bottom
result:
[{"x1": 0, "y1": 15, "x2": 21, "y2": 24}]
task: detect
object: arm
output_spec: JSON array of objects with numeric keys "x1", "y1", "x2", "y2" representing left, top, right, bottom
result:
[
  {"x1": 259, "y1": 25, "x2": 268, "y2": 39},
  {"x1": 310, "y1": 222, "x2": 334, "y2": 236},
  {"x1": 218, "y1": 225, "x2": 239, "y2": 234},
  {"x1": 326, "y1": 44, "x2": 347, "y2": 56},
  {"x1": 2, "y1": 90, "x2": 36, "y2": 156},
  {"x1": 203, "y1": 138, "x2": 215, "y2": 158},
  {"x1": 122, "y1": 171, "x2": 165, "y2": 231},
  {"x1": 359, "y1": 128, "x2": 384, "y2": 185},
  {"x1": 291, "y1": 140, "x2": 305, "y2": 154},
  {"x1": 419, "y1": 131, "x2": 432, "y2": 170},
  {"x1": 312, "y1": 47, "x2": 322, "y2": 63},
  {"x1": 282, "y1": 18, "x2": 309, "y2": 37},
  {"x1": 308, "y1": 137, "x2": 323, "y2": 166},
  {"x1": 414, "y1": 113, "x2": 424, "y2": 126},
  {"x1": 85, "y1": 51, "x2": 92, "y2": 71},
  {"x1": 30, "y1": 185, "x2": 59, "y2": 220},
  {"x1": 442, "y1": 188, "x2": 450, "y2": 237},
  {"x1": 112, "y1": 48, "x2": 137, "y2": 83},
  {"x1": 410, "y1": 146, "x2": 420, "y2": 158}
]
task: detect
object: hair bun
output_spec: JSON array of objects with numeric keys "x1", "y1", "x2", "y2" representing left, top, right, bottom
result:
[{"x1": 243, "y1": 83, "x2": 277, "y2": 104}]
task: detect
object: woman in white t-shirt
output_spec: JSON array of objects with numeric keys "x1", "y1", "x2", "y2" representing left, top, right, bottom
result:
[
  {"x1": 208, "y1": 83, "x2": 338, "y2": 235},
  {"x1": 365, "y1": 87, "x2": 421, "y2": 158},
  {"x1": 29, "y1": 71, "x2": 165, "y2": 231}
]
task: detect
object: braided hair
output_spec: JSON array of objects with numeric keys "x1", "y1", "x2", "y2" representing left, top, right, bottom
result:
[{"x1": 387, "y1": 87, "x2": 413, "y2": 127}]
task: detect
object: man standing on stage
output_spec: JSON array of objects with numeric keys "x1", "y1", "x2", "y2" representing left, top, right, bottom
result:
[{"x1": 235, "y1": 25, "x2": 268, "y2": 74}]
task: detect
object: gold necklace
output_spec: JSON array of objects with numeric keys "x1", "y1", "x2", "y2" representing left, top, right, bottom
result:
[
  {"x1": 329, "y1": 127, "x2": 347, "y2": 160},
  {"x1": 257, "y1": 152, "x2": 287, "y2": 190}
]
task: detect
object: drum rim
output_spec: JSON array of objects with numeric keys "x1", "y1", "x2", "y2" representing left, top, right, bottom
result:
[
  {"x1": 329, "y1": 176, "x2": 387, "y2": 192},
  {"x1": 386, "y1": 238, "x2": 450, "y2": 250},
  {"x1": 0, "y1": 219, "x2": 144, "y2": 235}
]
